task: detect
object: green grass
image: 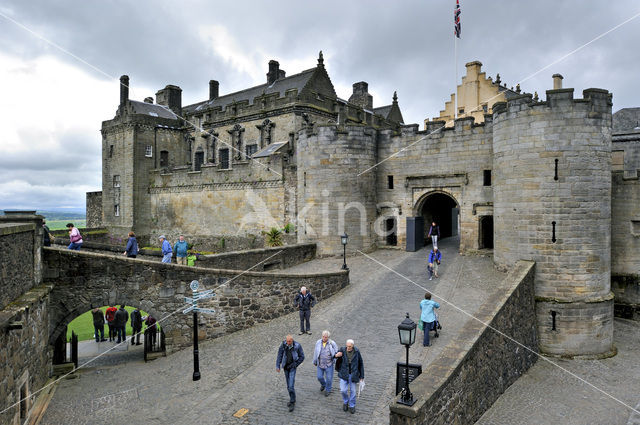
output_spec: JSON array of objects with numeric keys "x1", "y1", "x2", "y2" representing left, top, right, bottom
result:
[
  {"x1": 66, "y1": 306, "x2": 157, "y2": 341},
  {"x1": 47, "y1": 220, "x2": 86, "y2": 231}
]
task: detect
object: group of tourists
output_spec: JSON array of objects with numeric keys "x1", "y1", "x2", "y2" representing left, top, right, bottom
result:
[
  {"x1": 158, "y1": 235, "x2": 190, "y2": 264},
  {"x1": 91, "y1": 304, "x2": 157, "y2": 345}
]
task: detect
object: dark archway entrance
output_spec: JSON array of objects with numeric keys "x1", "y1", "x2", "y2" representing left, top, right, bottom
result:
[
  {"x1": 385, "y1": 217, "x2": 397, "y2": 246},
  {"x1": 418, "y1": 192, "x2": 459, "y2": 244},
  {"x1": 479, "y1": 215, "x2": 494, "y2": 249}
]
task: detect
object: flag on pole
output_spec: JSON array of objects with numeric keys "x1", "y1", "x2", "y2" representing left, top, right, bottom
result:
[{"x1": 454, "y1": 0, "x2": 461, "y2": 38}]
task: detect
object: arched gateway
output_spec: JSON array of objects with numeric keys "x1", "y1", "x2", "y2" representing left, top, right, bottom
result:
[{"x1": 415, "y1": 191, "x2": 460, "y2": 244}]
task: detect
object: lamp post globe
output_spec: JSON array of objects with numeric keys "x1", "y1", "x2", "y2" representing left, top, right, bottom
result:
[
  {"x1": 341, "y1": 232, "x2": 349, "y2": 270},
  {"x1": 397, "y1": 313, "x2": 417, "y2": 406}
]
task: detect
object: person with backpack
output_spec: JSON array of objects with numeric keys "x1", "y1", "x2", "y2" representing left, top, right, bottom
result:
[
  {"x1": 428, "y1": 247, "x2": 442, "y2": 280},
  {"x1": 105, "y1": 304, "x2": 118, "y2": 341},
  {"x1": 420, "y1": 292, "x2": 440, "y2": 347}
]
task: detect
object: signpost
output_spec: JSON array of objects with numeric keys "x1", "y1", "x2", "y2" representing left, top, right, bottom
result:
[
  {"x1": 183, "y1": 280, "x2": 216, "y2": 381},
  {"x1": 395, "y1": 363, "x2": 422, "y2": 396}
]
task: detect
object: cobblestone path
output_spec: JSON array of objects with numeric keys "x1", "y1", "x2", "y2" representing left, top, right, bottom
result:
[
  {"x1": 42, "y1": 237, "x2": 508, "y2": 425},
  {"x1": 477, "y1": 318, "x2": 640, "y2": 425}
]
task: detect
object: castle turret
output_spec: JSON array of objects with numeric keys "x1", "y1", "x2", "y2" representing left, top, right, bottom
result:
[
  {"x1": 155, "y1": 84, "x2": 182, "y2": 116},
  {"x1": 492, "y1": 83, "x2": 614, "y2": 357}
]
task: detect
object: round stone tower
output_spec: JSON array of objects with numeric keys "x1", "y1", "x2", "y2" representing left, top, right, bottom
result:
[
  {"x1": 492, "y1": 87, "x2": 614, "y2": 357},
  {"x1": 297, "y1": 124, "x2": 377, "y2": 256}
]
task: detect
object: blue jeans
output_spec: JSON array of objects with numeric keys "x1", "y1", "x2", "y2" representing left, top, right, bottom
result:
[
  {"x1": 116, "y1": 326, "x2": 126, "y2": 343},
  {"x1": 284, "y1": 368, "x2": 297, "y2": 403},
  {"x1": 94, "y1": 324, "x2": 104, "y2": 341},
  {"x1": 423, "y1": 321, "x2": 435, "y2": 346},
  {"x1": 317, "y1": 365, "x2": 334, "y2": 392},
  {"x1": 67, "y1": 242, "x2": 82, "y2": 250},
  {"x1": 340, "y1": 375, "x2": 357, "y2": 407},
  {"x1": 162, "y1": 253, "x2": 172, "y2": 263}
]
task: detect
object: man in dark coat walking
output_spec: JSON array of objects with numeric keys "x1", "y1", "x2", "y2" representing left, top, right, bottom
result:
[
  {"x1": 276, "y1": 335, "x2": 305, "y2": 412},
  {"x1": 294, "y1": 286, "x2": 316, "y2": 335},
  {"x1": 114, "y1": 305, "x2": 129, "y2": 344},
  {"x1": 334, "y1": 339, "x2": 365, "y2": 414},
  {"x1": 130, "y1": 307, "x2": 143, "y2": 345}
]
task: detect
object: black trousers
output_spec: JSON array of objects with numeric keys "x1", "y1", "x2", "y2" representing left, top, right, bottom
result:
[
  {"x1": 299, "y1": 309, "x2": 311, "y2": 332},
  {"x1": 132, "y1": 327, "x2": 142, "y2": 344}
]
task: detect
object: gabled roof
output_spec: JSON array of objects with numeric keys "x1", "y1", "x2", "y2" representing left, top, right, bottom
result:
[
  {"x1": 373, "y1": 105, "x2": 392, "y2": 118},
  {"x1": 613, "y1": 107, "x2": 640, "y2": 133},
  {"x1": 184, "y1": 68, "x2": 317, "y2": 115},
  {"x1": 129, "y1": 100, "x2": 178, "y2": 119}
]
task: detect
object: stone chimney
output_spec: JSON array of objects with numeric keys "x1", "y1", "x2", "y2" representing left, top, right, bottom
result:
[
  {"x1": 267, "y1": 60, "x2": 282, "y2": 85},
  {"x1": 209, "y1": 80, "x2": 219, "y2": 100},
  {"x1": 156, "y1": 84, "x2": 182, "y2": 116},
  {"x1": 348, "y1": 82, "x2": 373, "y2": 110},
  {"x1": 552, "y1": 74, "x2": 563, "y2": 89},
  {"x1": 119, "y1": 75, "x2": 129, "y2": 107}
]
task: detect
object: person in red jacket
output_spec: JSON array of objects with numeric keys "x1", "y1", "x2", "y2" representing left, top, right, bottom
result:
[{"x1": 105, "y1": 305, "x2": 118, "y2": 342}]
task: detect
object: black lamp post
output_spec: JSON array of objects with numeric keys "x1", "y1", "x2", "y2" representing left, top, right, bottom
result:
[
  {"x1": 190, "y1": 280, "x2": 201, "y2": 381},
  {"x1": 397, "y1": 312, "x2": 417, "y2": 406},
  {"x1": 341, "y1": 232, "x2": 349, "y2": 270}
]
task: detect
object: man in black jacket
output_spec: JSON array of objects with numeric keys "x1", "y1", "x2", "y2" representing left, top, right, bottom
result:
[
  {"x1": 334, "y1": 339, "x2": 364, "y2": 414},
  {"x1": 114, "y1": 305, "x2": 129, "y2": 344},
  {"x1": 294, "y1": 286, "x2": 316, "y2": 335},
  {"x1": 276, "y1": 335, "x2": 305, "y2": 412},
  {"x1": 130, "y1": 307, "x2": 143, "y2": 345}
]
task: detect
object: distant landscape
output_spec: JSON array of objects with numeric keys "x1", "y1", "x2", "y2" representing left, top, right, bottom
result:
[{"x1": 1, "y1": 209, "x2": 86, "y2": 230}]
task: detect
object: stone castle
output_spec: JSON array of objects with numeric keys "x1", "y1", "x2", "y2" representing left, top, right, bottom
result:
[{"x1": 88, "y1": 52, "x2": 640, "y2": 359}]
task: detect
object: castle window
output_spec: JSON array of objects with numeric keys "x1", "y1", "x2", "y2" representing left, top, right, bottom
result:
[
  {"x1": 160, "y1": 150, "x2": 169, "y2": 167},
  {"x1": 459, "y1": 108, "x2": 465, "y2": 114},
  {"x1": 483, "y1": 170, "x2": 491, "y2": 186},
  {"x1": 194, "y1": 150, "x2": 204, "y2": 171},
  {"x1": 245, "y1": 144, "x2": 258, "y2": 158},
  {"x1": 631, "y1": 220, "x2": 640, "y2": 236},
  {"x1": 114, "y1": 204, "x2": 120, "y2": 217},
  {"x1": 113, "y1": 175, "x2": 120, "y2": 188},
  {"x1": 145, "y1": 145, "x2": 153, "y2": 157},
  {"x1": 387, "y1": 175, "x2": 394, "y2": 189},
  {"x1": 220, "y1": 149, "x2": 230, "y2": 169},
  {"x1": 109, "y1": 145, "x2": 114, "y2": 158},
  {"x1": 482, "y1": 104, "x2": 488, "y2": 113}
]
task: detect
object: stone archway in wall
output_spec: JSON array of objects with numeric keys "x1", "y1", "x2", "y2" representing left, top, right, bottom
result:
[{"x1": 415, "y1": 191, "x2": 460, "y2": 245}]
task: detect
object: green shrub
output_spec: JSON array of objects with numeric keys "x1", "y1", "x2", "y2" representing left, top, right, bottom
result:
[{"x1": 263, "y1": 227, "x2": 283, "y2": 247}]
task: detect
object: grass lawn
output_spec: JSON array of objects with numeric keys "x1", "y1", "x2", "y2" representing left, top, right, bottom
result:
[
  {"x1": 47, "y1": 220, "x2": 86, "y2": 231},
  {"x1": 66, "y1": 306, "x2": 158, "y2": 341}
]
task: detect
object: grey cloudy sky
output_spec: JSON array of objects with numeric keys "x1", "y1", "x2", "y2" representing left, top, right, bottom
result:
[{"x1": 1, "y1": 0, "x2": 638, "y2": 211}]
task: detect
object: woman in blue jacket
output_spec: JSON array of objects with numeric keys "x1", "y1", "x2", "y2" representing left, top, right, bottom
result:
[
  {"x1": 420, "y1": 292, "x2": 440, "y2": 347},
  {"x1": 123, "y1": 231, "x2": 138, "y2": 258}
]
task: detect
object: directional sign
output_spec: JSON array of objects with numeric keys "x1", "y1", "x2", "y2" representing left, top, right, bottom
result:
[
  {"x1": 195, "y1": 292, "x2": 215, "y2": 300},
  {"x1": 190, "y1": 280, "x2": 199, "y2": 291},
  {"x1": 194, "y1": 307, "x2": 216, "y2": 314},
  {"x1": 194, "y1": 289, "x2": 214, "y2": 296},
  {"x1": 183, "y1": 305, "x2": 195, "y2": 314}
]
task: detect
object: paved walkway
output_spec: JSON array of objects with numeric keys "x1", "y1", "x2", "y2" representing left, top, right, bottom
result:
[
  {"x1": 477, "y1": 318, "x2": 640, "y2": 425},
  {"x1": 41, "y1": 237, "x2": 508, "y2": 424}
]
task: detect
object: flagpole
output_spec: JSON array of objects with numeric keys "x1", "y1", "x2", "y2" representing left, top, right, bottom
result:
[{"x1": 454, "y1": 34, "x2": 458, "y2": 120}]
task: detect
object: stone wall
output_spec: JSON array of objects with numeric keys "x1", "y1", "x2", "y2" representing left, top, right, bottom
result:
[
  {"x1": 43, "y1": 248, "x2": 348, "y2": 351},
  {"x1": 0, "y1": 223, "x2": 36, "y2": 310},
  {"x1": 0, "y1": 285, "x2": 51, "y2": 425},
  {"x1": 389, "y1": 260, "x2": 537, "y2": 425},
  {"x1": 195, "y1": 243, "x2": 315, "y2": 271},
  {"x1": 86, "y1": 191, "x2": 102, "y2": 228}
]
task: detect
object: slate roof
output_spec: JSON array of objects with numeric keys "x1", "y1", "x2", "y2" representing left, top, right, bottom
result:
[
  {"x1": 184, "y1": 68, "x2": 317, "y2": 115},
  {"x1": 613, "y1": 108, "x2": 640, "y2": 133},
  {"x1": 129, "y1": 100, "x2": 178, "y2": 119},
  {"x1": 373, "y1": 105, "x2": 392, "y2": 118}
]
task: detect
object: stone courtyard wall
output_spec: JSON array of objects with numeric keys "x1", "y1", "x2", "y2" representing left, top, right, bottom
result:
[
  {"x1": 389, "y1": 260, "x2": 537, "y2": 425},
  {"x1": 195, "y1": 243, "x2": 316, "y2": 271},
  {"x1": 43, "y1": 248, "x2": 348, "y2": 351},
  {"x1": 0, "y1": 223, "x2": 36, "y2": 310}
]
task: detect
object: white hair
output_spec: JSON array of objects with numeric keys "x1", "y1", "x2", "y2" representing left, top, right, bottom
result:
[
  {"x1": 300, "y1": 286, "x2": 307, "y2": 292},
  {"x1": 322, "y1": 330, "x2": 330, "y2": 337},
  {"x1": 346, "y1": 339, "x2": 354, "y2": 346}
]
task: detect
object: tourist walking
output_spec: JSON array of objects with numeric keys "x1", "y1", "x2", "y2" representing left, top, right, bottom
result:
[
  {"x1": 91, "y1": 308, "x2": 107, "y2": 342},
  {"x1": 276, "y1": 334, "x2": 305, "y2": 412},
  {"x1": 43, "y1": 220, "x2": 53, "y2": 247},
  {"x1": 427, "y1": 221, "x2": 440, "y2": 248},
  {"x1": 105, "y1": 304, "x2": 118, "y2": 341},
  {"x1": 419, "y1": 292, "x2": 440, "y2": 347},
  {"x1": 294, "y1": 286, "x2": 316, "y2": 335},
  {"x1": 173, "y1": 235, "x2": 189, "y2": 265},
  {"x1": 428, "y1": 247, "x2": 442, "y2": 280},
  {"x1": 334, "y1": 339, "x2": 364, "y2": 414},
  {"x1": 66, "y1": 223, "x2": 83, "y2": 250},
  {"x1": 114, "y1": 304, "x2": 129, "y2": 344},
  {"x1": 130, "y1": 307, "x2": 143, "y2": 345},
  {"x1": 124, "y1": 231, "x2": 139, "y2": 258},
  {"x1": 159, "y1": 235, "x2": 172, "y2": 263},
  {"x1": 313, "y1": 330, "x2": 339, "y2": 396}
]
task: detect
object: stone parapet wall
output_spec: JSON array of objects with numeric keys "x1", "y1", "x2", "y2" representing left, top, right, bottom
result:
[
  {"x1": 389, "y1": 260, "x2": 537, "y2": 425},
  {"x1": 0, "y1": 285, "x2": 52, "y2": 425},
  {"x1": 43, "y1": 248, "x2": 348, "y2": 351},
  {"x1": 195, "y1": 243, "x2": 315, "y2": 271},
  {"x1": 0, "y1": 223, "x2": 37, "y2": 310}
]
